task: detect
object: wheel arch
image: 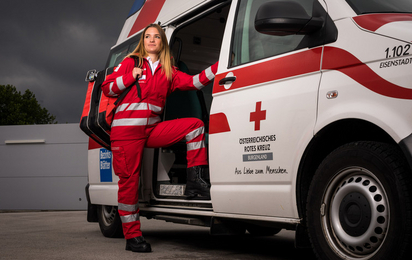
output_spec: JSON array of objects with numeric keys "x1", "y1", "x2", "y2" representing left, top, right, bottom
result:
[{"x1": 295, "y1": 118, "x2": 400, "y2": 220}]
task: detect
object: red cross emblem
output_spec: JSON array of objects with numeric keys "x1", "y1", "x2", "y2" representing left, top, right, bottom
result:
[{"x1": 250, "y1": 101, "x2": 266, "y2": 131}]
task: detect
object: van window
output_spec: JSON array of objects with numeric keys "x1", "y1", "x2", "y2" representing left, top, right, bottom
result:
[
  {"x1": 108, "y1": 45, "x2": 128, "y2": 68},
  {"x1": 231, "y1": 0, "x2": 314, "y2": 67},
  {"x1": 107, "y1": 36, "x2": 140, "y2": 68}
]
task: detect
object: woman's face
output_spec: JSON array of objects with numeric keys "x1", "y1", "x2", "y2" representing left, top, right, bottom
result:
[{"x1": 144, "y1": 27, "x2": 162, "y2": 55}]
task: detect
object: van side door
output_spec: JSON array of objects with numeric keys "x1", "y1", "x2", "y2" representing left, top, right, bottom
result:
[{"x1": 209, "y1": 0, "x2": 334, "y2": 218}]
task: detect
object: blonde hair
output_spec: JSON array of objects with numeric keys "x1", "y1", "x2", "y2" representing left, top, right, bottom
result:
[{"x1": 127, "y1": 24, "x2": 174, "y2": 81}]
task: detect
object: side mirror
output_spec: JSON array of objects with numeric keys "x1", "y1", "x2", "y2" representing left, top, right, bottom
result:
[
  {"x1": 255, "y1": 1, "x2": 323, "y2": 36},
  {"x1": 85, "y1": 69, "x2": 98, "y2": 82}
]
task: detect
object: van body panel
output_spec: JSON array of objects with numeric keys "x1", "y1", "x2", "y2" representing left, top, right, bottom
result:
[
  {"x1": 210, "y1": 52, "x2": 321, "y2": 218},
  {"x1": 316, "y1": 17, "x2": 412, "y2": 143},
  {"x1": 352, "y1": 14, "x2": 412, "y2": 42}
]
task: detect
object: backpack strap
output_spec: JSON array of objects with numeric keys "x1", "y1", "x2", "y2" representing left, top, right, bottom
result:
[
  {"x1": 134, "y1": 58, "x2": 142, "y2": 99},
  {"x1": 114, "y1": 58, "x2": 142, "y2": 105}
]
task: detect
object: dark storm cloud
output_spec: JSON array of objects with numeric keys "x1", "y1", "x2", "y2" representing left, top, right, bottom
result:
[{"x1": 0, "y1": 0, "x2": 135, "y2": 123}]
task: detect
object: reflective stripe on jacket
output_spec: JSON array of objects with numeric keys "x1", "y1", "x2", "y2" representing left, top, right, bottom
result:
[{"x1": 101, "y1": 57, "x2": 218, "y2": 141}]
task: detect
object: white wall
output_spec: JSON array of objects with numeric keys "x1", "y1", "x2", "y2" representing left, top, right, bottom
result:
[{"x1": 0, "y1": 124, "x2": 89, "y2": 210}]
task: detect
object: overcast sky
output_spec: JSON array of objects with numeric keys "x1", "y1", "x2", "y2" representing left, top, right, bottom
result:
[{"x1": 0, "y1": 0, "x2": 135, "y2": 123}]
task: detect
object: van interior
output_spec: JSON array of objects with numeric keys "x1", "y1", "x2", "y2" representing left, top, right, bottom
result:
[
  {"x1": 105, "y1": 2, "x2": 230, "y2": 201},
  {"x1": 156, "y1": 3, "x2": 230, "y2": 200}
]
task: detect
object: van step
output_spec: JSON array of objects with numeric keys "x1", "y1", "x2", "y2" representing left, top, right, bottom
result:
[
  {"x1": 154, "y1": 215, "x2": 210, "y2": 226},
  {"x1": 159, "y1": 184, "x2": 185, "y2": 196}
]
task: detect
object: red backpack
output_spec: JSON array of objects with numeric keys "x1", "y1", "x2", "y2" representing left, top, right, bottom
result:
[{"x1": 80, "y1": 59, "x2": 139, "y2": 150}]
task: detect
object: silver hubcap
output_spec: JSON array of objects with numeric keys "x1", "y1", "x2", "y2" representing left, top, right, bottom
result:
[
  {"x1": 101, "y1": 205, "x2": 117, "y2": 226},
  {"x1": 322, "y1": 167, "x2": 389, "y2": 258}
]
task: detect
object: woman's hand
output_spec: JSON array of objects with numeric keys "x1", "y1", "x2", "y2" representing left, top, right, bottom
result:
[{"x1": 132, "y1": 67, "x2": 143, "y2": 79}]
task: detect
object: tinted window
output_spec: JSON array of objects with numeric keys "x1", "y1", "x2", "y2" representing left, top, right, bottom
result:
[
  {"x1": 107, "y1": 45, "x2": 129, "y2": 68},
  {"x1": 107, "y1": 35, "x2": 140, "y2": 68},
  {"x1": 231, "y1": 0, "x2": 315, "y2": 67}
]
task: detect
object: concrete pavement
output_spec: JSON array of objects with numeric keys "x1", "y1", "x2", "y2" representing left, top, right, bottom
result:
[{"x1": 0, "y1": 211, "x2": 316, "y2": 260}]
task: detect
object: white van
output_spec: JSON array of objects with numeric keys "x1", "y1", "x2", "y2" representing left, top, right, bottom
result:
[{"x1": 84, "y1": 0, "x2": 412, "y2": 259}]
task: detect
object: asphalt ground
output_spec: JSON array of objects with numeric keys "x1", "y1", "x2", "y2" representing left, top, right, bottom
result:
[{"x1": 0, "y1": 211, "x2": 316, "y2": 260}]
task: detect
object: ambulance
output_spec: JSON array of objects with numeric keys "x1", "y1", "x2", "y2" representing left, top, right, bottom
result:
[{"x1": 84, "y1": 0, "x2": 412, "y2": 259}]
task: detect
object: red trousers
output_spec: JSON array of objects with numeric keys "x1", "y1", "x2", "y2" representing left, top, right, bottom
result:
[{"x1": 111, "y1": 118, "x2": 207, "y2": 239}]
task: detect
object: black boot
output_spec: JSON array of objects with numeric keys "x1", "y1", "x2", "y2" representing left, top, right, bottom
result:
[
  {"x1": 125, "y1": 236, "x2": 152, "y2": 252},
  {"x1": 184, "y1": 165, "x2": 211, "y2": 199}
]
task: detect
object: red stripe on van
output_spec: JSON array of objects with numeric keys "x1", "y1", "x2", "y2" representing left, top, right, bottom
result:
[
  {"x1": 214, "y1": 46, "x2": 412, "y2": 100},
  {"x1": 213, "y1": 47, "x2": 322, "y2": 94},
  {"x1": 323, "y1": 46, "x2": 412, "y2": 99},
  {"x1": 209, "y1": 113, "x2": 231, "y2": 134},
  {"x1": 128, "y1": 0, "x2": 166, "y2": 37},
  {"x1": 353, "y1": 13, "x2": 412, "y2": 32}
]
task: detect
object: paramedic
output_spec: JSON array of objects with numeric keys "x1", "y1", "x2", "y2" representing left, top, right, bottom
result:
[{"x1": 101, "y1": 23, "x2": 218, "y2": 253}]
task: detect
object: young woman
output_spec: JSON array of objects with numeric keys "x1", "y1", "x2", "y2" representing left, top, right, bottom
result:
[{"x1": 101, "y1": 23, "x2": 218, "y2": 253}]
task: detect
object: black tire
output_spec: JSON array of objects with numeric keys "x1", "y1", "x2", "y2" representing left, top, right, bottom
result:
[
  {"x1": 97, "y1": 205, "x2": 124, "y2": 238},
  {"x1": 306, "y1": 141, "x2": 412, "y2": 259}
]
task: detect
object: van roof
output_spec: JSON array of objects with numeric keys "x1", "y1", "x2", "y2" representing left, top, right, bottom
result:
[{"x1": 115, "y1": 0, "x2": 218, "y2": 46}]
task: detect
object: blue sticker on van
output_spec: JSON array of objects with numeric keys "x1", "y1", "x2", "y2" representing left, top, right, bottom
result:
[
  {"x1": 100, "y1": 148, "x2": 112, "y2": 182},
  {"x1": 128, "y1": 0, "x2": 145, "y2": 17}
]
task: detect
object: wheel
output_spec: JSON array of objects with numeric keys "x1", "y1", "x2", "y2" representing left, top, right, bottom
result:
[
  {"x1": 246, "y1": 224, "x2": 281, "y2": 236},
  {"x1": 306, "y1": 142, "x2": 412, "y2": 259},
  {"x1": 97, "y1": 205, "x2": 124, "y2": 238}
]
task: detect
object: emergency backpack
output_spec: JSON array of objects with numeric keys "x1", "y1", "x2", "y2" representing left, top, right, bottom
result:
[
  {"x1": 80, "y1": 59, "x2": 139, "y2": 150},
  {"x1": 80, "y1": 68, "x2": 114, "y2": 150}
]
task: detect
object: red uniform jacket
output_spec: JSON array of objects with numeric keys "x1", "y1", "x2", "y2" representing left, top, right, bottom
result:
[{"x1": 102, "y1": 57, "x2": 218, "y2": 141}]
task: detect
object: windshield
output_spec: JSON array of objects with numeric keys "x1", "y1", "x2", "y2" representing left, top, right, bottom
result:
[{"x1": 346, "y1": 0, "x2": 412, "y2": 14}]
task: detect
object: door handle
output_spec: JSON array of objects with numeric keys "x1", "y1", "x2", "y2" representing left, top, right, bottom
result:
[{"x1": 219, "y1": 76, "x2": 237, "y2": 85}]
